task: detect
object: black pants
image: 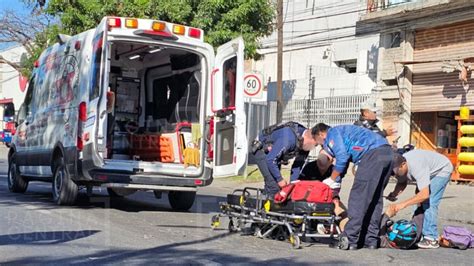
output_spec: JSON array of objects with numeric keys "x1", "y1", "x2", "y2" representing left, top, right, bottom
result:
[
  {"x1": 344, "y1": 145, "x2": 393, "y2": 247},
  {"x1": 253, "y1": 149, "x2": 280, "y2": 196}
]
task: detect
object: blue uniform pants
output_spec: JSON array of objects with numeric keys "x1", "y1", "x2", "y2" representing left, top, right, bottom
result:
[
  {"x1": 254, "y1": 149, "x2": 280, "y2": 196},
  {"x1": 344, "y1": 145, "x2": 393, "y2": 247}
]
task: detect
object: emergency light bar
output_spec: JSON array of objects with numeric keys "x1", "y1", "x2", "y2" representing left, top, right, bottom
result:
[{"x1": 107, "y1": 17, "x2": 203, "y2": 41}]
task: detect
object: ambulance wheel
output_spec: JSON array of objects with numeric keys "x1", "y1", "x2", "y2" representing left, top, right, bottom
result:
[
  {"x1": 8, "y1": 154, "x2": 28, "y2": 193},
  {"x1": 290, "y1": 233, "x2": 301, "y2": 249},
  {"x1": 228, "y1": 219, "x2": 238, "y2": 233},
  {"x1": 52, "y1": 157, "x2": 78, "y2": 206},
  {"x1": 168, "y1": 191, "x2": 196, "y2": 211}
]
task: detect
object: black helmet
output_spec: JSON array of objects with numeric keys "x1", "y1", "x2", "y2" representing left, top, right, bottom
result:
[{"x1": 387, "y1": 220, "x2": 418, "y2": 249}]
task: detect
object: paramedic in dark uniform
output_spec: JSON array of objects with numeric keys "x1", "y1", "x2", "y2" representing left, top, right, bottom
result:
[
  {"x1": 252, "y1": 122, "x2": 318, "y2": 196},
  {"x1": 312, "y1": 123, "x2": 394, "y2": 250}
]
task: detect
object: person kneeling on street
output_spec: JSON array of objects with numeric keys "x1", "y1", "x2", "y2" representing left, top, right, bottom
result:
[
  {"x1": 388, "y1": 150, "x2": 453, "y2": 249},
  {"x1": 251, "y1": 122, "x2": 318, "y2": 197}
]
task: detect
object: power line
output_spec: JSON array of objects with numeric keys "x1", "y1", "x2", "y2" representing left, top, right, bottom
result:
[{"x1": 263, "y1": 25, "x2": 355, "y2": 45}]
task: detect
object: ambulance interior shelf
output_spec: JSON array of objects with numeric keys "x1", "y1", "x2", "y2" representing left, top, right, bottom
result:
[{"x1": 111, "y1": 76, "x2": 141, "y2": 157}]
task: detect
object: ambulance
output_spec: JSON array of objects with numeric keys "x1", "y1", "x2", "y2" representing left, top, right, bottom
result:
[{"x1": 8, "y1": 17, "x2": 248, "y2": 210}]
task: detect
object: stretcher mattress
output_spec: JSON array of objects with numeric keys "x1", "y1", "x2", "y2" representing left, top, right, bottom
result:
[{"x1": 226, "y1": 193, "x2": 335, "y2": 214}]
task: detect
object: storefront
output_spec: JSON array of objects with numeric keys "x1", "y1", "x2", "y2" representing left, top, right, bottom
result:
[{"x1": 410, "y1": 20, "x2": 474, "y2": 180}]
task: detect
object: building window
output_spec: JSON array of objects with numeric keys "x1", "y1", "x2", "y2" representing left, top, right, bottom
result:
[
  {"x1": 388, "y1": 32, "x2": 401, "y2": 48},
  {"x1": 383, "y1": 79, "x2": 398, "y2": 86},
  {"x1": 335, "y1": 59, "x2": 357, "y2": 73}
]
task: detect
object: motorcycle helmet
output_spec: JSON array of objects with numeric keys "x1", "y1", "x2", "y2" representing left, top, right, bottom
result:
[{"x1": 387, "y1": 219, "x2": 418, "y2": 249}]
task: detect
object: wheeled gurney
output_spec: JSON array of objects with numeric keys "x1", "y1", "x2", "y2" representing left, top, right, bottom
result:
[{"x1": 211, "y1": 187, "x2": 341, "y2": 249}]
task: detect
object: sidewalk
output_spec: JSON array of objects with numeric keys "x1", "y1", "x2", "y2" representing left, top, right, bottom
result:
[{"x1": 215, "y1": 174, "x2": 474, "y2": 232}]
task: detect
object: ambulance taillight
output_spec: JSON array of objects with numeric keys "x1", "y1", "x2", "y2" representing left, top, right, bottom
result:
[{"x1": 77, "y1": 102, "x2": 87, "y2": 151}]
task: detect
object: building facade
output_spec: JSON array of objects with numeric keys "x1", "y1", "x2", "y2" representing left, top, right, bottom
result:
[
  {"x1": 357, "y1": 0, "x2": 474, "y2": 179},
  {"x1": 0, "y1": 45, "x2": 28, "y2": 114},
  {"x1": 251, "y1": 0, "x2": 380, "y2": 101}
]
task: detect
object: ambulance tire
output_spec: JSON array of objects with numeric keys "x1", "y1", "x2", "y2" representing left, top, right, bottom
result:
[
  {"x1": 8, "y1": 154, "x2": 28, "y2": 193},
  {"x1": 52, "y1": 157, "x2": 78, "y2": 206},
  {"x1": 168, "y1": 191, "x2": 196, "y2": 211}
]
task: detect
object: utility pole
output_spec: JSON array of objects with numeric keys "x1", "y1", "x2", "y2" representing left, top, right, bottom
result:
[
  {"x1": 276, "y1": 0, "x2": 283, "y2": 123},
  {"x1": 307, "y1": 66, "x2": 313, "y2": 127}
]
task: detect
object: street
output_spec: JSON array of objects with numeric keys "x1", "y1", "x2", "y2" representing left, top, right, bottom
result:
[{"x1": 0, "y1": 149, "x2": 473, "y2": 265}]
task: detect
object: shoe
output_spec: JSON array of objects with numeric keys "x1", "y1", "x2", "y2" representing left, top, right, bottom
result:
[
  {"x1": 348, "y1": 245, "x2": 359, "y2": 250},
  {"x1": 417, "y1": 237, "x2": 440, "y2": 249}
]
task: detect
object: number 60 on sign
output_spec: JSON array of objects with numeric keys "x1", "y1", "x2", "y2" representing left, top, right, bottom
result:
[{"x1": 243, "y1": 73, "x2": 263, "y2": 99}]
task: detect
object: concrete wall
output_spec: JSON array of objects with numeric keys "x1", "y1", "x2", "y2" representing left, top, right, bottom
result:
[
  {"x1": 0, "y1": 45, "x2": 28, "y2": 111},
  {"x1": 252, "y1": 0, "x2": 379, "y2": 100}
]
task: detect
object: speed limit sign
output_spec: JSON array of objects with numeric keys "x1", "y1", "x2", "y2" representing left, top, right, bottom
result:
[{"x1": 244, "y1": 73, "x2": 263, "y2": 99}]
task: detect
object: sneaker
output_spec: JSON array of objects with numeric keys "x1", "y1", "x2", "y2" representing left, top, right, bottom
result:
[{"x1": 417, "y1": 237, "x2": 440, "y2": 249}]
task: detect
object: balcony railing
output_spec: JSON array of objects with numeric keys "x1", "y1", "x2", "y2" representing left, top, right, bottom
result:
[{"x1": 366, "y1": 0, "x2": 418, "y2": 13}]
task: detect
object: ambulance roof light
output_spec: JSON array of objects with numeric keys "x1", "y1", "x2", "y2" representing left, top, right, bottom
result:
[
  {"x1": 173, "y1": 25, "x2": 185, "y2": 35},
  {"x1": 152, "y1": 21, "x2": 166, "y2": 31},
  {"x1": 125, "y1": 18, "x2": 138, "y2": 28},
  {"x1": 188, "y1": 28, "x2": 201, "y2": 39},
  {"x1": 108, "y1": 18, "x2": 121, "y2": 28}
]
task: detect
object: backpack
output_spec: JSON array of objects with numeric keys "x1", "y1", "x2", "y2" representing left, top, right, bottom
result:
[
  {"x1": 441, "y1": 226, "x2": 474, "y2": 250},
  {"x1": 261, "y1": 122, "x2": 305, "y2": 161},
  {"x1": 274, "y1": 181, "x2": 333, "y2": 204}
]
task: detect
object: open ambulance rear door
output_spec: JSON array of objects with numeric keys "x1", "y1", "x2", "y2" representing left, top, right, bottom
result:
[
  {"x1": 88, "y1": 17, "x2": 111, "y2": 161},
  {"x1": 212, "y1": 37, "x2": 247, "y2": 177}
]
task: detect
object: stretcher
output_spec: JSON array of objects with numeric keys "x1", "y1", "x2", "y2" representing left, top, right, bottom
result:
[{"x1": 211, "y1": 187, "x2": 341, "y2": 249}]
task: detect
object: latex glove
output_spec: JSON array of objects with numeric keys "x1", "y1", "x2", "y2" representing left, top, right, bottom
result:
[
  {"x1": 323, "y1": 178, "x2": 341, "y2": 189},
  {"x1": 277, "y1": 179, "x2": 288, "y2": 188}
]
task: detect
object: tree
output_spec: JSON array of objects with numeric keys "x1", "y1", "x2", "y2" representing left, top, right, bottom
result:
[
  {"x1": 0, "y1": 1, "x2": 58, "y2": 77},
  {"x1": 45, "y1": 0, "x2": 275, "y2": 58},
  {"x1": 2, "y1": 0, "x2": 275, "y2": 77}
]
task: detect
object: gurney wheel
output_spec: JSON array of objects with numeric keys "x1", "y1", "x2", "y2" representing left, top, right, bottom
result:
[
  {"x1": 228, "y1": 219, "x2": 238, "y2": 233},
  {"x1": 289, "y1": 234, "x2": 301, "y2": 249}
]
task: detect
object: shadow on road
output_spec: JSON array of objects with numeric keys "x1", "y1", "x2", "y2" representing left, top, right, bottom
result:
[
  {"x1": 0, "y1": 230, "x2": 100, "y2": 246},
  {"x1": 0, "y1": 181, "x2": 226, "y2": 214},
  {"x1": 0, "y1": 230, "x2": 349, "y2": 264}
]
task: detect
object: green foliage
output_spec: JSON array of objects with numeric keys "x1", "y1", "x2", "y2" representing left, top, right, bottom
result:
[
  {"x1": 44, "y1": 0, "x2": 275, "y2": 58},
  {"x1": 20, "y1": 21, "x2": 61, "y2": 78}
]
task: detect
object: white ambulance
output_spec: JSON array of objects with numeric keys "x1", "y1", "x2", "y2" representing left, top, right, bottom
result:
[{"x1": 8, "y1": 17, "x2": 248, "y2": 210}]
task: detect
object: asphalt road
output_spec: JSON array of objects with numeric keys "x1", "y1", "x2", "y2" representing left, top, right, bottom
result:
[{"x1": 0, "y1": 157, "x2": 472, "y2": 265}]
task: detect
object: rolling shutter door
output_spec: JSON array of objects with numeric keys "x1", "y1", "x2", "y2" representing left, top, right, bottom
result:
[{"x1": 412, "y1": 20, "x2": 474, "y2": 112}]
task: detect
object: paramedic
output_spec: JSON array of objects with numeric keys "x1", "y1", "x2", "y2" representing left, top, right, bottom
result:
[
  {"x1": 354, "y1": 103, "x2": 395, "y2": 138},
  {"x1": 252, "y1": 122, "x2": 318, "y2": 196},
  {"x1": 388, "y1": 150, "x2": 453, "y2": 249},
  {"x1": 312, "y1": 123, "x2": 393, "y2": 250}
]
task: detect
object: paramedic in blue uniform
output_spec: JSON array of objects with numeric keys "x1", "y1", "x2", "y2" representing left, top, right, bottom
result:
[
  {"x1": 252, "y1": 122, "x2": 318, "y2": 196},
  {"x1": 312, "y1": 123, "x2": 394, "y2": 250}
]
